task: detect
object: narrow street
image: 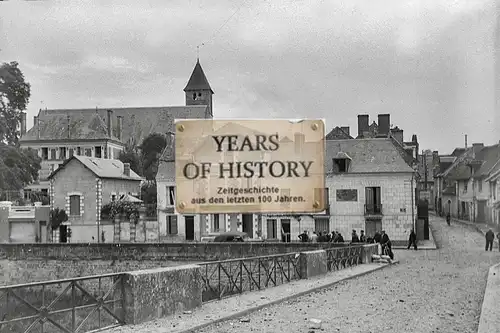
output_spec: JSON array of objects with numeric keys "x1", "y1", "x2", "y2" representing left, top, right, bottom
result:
[{"x1": 196, "y1": 215, "x2": 499, "y2": 333}]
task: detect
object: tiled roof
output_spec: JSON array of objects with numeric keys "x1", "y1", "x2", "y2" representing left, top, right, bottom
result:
[
  {"x1": 451, "y1": 148, "x2": 466, "y2": 157},
  {"x1": 325, "y1": 138, "x2": 414, "y2": 173},
  {"x1": 474, "y1": 144, "x2": 500, "y2": 177},
  {"x1": 184, "y1": 60, "x2": 213, "y2": 93},
  {"x1": 440, "y1": 148, "x2": 473, "y2": 178},
  {"x1": 325, "y1": 127, "x2": 353, "y2": 140},
  {"x1": 447, "y1": 164, "x2": 472, "y2": 180},
  {"x1": 20, "y1": 106, "x2": 210, "y2": 145},
  {"x1": 48, "y1": 155, "x2": 143, "y2": 181}
]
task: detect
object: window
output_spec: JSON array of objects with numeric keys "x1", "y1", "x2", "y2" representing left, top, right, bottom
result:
[
  {"x1": 167, "y1": 215, "x2": 178, "y2": 234},
  {"x1": 478, "y1": 181, "x2": 482, "y2": 193},
  {"x1": 69, "y1": 148, "x2": 74, "y2": 158},
  {"x1": 167, "y1": 186, "x2": 175, "y2": 205},
  {"x1": 464, "y1": 182, "x2": 468, "y2": 193},
  {"x1": 76, "y1": 147, "x2": 81, "y2": 156},
  {"x1": 104, "y1": 146, "x2": 108, "y2": 159},
  {"x1": 365, "y1": 187, "x2": 381, "y2": 214},
  {"x1": 95, "y1": 146, "x2": 102, "y2": 158},
  {"x1": 50, "y1": 149, "x2": 56, "y2": 160},
  {"x1": 333, "y1": 158, "x2": 349, "y2": 173},
  {"x1": 60, "y1": 147, "x2": 67, "y2": 160},
  {"x1": 84, "y1": 148, "x2": 92, "y2": 157},
  {"x1": 314, "y1": 218, "x2": 329, "y2": 233},
  {"x1": 69, "y1": 195, "x2": 81, "y2": 216},
  {"x1": 267, "y1": 219, "x2": 277, "y2": 239},
  {"x1": 111, "y1": 194, "x2": 116, "y2": 202},
  {"x1": 41, "y1": 148, "x2": 48, "y2": 160},
  {"x1": 212, "y1": 214, "x2": 220, "y2": 232}
]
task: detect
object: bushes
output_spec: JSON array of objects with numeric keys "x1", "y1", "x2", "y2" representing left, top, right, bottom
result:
[{"x1": 101, "y1": 201, "x2": 140, "y2": 221}]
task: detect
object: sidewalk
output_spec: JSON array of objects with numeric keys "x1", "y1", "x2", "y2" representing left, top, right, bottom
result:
[{"x1": 104, "y1": 261, "x2": 398, "y2": 333}]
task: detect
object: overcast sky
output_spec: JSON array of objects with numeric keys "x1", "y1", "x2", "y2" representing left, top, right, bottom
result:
[{"x1": 0, "y1": 0, "x2": 498, "y2": 153}]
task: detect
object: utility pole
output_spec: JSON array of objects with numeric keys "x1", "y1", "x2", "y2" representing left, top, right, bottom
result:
[{"x1": 423, "y1": 150, "x2": 428, "y2": 191}]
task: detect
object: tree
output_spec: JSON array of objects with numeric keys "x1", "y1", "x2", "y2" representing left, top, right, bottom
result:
[
  {"x1": 50, "y1": 208, "x2": 68, "y2": 230},
  {"x1": 0, "y1": 143, "x2": 41, "y2": 192},
  {"x1": 140, "y1": 133, "x2": 167, "y2": 181},
  {"x1": 118, "y1": 144, "x2": 143, "y2": 176},
  {"x1": 0, "y1": 62, "x2": 31, "y2": 145}
]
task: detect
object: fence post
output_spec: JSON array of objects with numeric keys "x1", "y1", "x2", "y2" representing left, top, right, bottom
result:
[{"x1": 138, "y1": 207, "x2": 147, "y2": 242}]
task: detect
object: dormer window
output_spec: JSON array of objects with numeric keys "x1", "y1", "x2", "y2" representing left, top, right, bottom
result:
[
  {"x1": 332, "y1": 151, "x2": 352, "y2": 173},
  {"x1": 193, "y1": 92, "x2": 197, "y2": 100}
]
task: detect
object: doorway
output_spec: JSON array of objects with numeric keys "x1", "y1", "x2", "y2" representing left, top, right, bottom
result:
[
  {"x1": 365, "y1": 220, "x2": 382, "y2": 238},
  {"x1": 477, "y1": 200, "x2": 487, "y2": 222},
  {"x1": 185, "y1": 216, "x2": 195, "y2": 240},
  {"x1": 281, "y1": 219, "x2": 291, "y2": 242},
  {"x1": 59, "y1": 225, "x2": 68, "y2": 243},
  {"x1": 242, "y1": 214, "x2": 253, "y2": 238}
]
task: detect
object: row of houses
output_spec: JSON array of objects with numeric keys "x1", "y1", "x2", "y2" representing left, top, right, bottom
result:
[
  {"x1": 433, "y1": 142, "x2": 500, "y2": 225},
  {"x1": 1, "y1": 60, "x2": 426, "y2": 243}
]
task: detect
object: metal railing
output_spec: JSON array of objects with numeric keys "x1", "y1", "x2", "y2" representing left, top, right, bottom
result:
[
  {"x1": 364, "y1": 203, "x2": 383, "y2": 215},
  {"x1": 0, "y1": 273, "x2": 125, "y2": 333},
  {"x1": 326, "y1": 246, "x2": 362, "y2": 271},
  {"x1": 199, "y1": 252, "x2": 302, "y2": 302}
]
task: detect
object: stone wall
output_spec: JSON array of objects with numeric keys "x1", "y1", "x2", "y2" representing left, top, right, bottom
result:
[
  {"x1": 0, "y1": 242, "x2": 349, "y2": 286},
  {"x1": 0, "y1": 242, "x2": 344, "y2": 262}
]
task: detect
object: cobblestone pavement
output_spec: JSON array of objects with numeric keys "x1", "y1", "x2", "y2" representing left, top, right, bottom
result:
[{"x1": 196, "y1": 215, "x2": 499, "y2": 333}]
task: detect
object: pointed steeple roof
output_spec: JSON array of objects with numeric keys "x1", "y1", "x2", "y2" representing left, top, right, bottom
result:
[{"x1": 184, "y1": 60, "x2": 214, "y2": 93}]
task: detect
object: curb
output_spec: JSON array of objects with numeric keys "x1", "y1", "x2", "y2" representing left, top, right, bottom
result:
[
  {"x1": 178, "y1": 261, "x2": 398, "y2": 333},
  {"x1": 477, "y1": 263, "x2": 500, "y2": 333}
]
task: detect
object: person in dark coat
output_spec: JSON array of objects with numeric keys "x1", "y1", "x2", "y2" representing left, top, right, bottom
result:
[
  {"x1": 351, "y1": 230, "x2": 360, "y2": 243},
  {"x1": 380, "y1": 230, "x2": 394, "y2": 259},
  {"x1": 324, "y1": 231, "x2": 331, "y2": 242},
  {"x1": 359, "y1": 230, "x2": 366, "y2": 243},
  {"x1": 373, "y1": 231, "x2": 382, "y2": 244},
  {"x1": 336, "y1": 233, "x2": 344, "y2": 243},
  {"x1": 485, "y1": 229, "x2": 495, "y2": 251},
  {"x1": 298, "y1": 230, "x2": 309, "y2": 243},
  {"x1": 407, "y1": 229, "x2": 417, "y2": 250}
]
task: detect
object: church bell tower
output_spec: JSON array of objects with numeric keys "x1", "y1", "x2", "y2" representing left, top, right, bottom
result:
[{"x1": 184, "y1": 59, "x2": 214, "y2": 118}]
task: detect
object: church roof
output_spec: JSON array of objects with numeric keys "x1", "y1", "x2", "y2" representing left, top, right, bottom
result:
[
  {"x1": 20, "y1": 106, "x2": 210, "y2": 146},
  {"x1": 184, "y1": 60, "x2": 214, "y2": 93}
]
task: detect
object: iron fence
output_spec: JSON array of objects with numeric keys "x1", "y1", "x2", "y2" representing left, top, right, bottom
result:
[
  {"x1": 0, "y1": 273, "x2": 125, "y2": 333},
  {"x1": 199, "y1": 252, "x2": 302, "y2": 302},
  {"x1": 326, "y1": 246, "x2": 362, "y2": 271}
]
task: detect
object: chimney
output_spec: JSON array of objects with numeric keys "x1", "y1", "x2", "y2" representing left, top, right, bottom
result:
[
  {"x1": 20, "y1": 112, "x2": 27, "y2": 136},
  {"x1": 472, "y1": 143, "x2": 484, "y2": 157},
  {"x1": 294, "y1": 132, "x2": 305, "y2": 154},
  {"x1": 412, "y1": 134, "x2": 418, "y2": 143},
  {"x1": 391, "y1": 127, "x2": 404, "y2": 144},
  {"x1": 357, "y1": 115, "x2": 369, "y2": 138},
  {"x1": 377, "y1": 114, "x2": 390, "y2": 136},
  {"x1": 340, "y1": 126, "x2": 350, "y2": 136},
  {"x1": 123, "y1": 163, "x2": 130, "y2": 177},
  {"x1": 34, "y1": 115, "x2": 40, "y2": 139},
  {"x1": 107, "y1": 110, "x2": 113, "y2": 138},
  {"x1": 117, "y1": 116, "x2": 123, "y2": 141}
]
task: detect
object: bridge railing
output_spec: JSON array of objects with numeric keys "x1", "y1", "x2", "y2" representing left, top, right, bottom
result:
[
  {"x1": 325, "y1": 246, "x2": 362, "y2": 271},
  {"x1": 0, "y1": 273, "x2": 125, "y2": 333},
  {"x1": 199, "y1": 252, "x2": 302, "y2": 302}
]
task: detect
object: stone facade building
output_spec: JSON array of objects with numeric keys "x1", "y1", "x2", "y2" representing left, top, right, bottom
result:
[{"x1": 48, "y1": 155, "x2": 142, "y2": 243}]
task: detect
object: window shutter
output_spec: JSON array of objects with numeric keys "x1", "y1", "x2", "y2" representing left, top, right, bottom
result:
[{"x1": 171, "y1": 215, "x2": 178, "y2": 234}]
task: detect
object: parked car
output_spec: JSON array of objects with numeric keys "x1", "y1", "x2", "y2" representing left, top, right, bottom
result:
[{"x1": 213, "y1": 231, "x2": 249, "y2": 242}]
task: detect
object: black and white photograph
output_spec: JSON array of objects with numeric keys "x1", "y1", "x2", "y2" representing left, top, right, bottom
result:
[{"x1": 0, "y1": 0, "x2": 499, "y2": 332}]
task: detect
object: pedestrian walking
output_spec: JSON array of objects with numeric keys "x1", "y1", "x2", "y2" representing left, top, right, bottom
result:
[
  {"x1": 381, "y1": 230, "x2": 394, "y2": 260},
  {"x1": 497, "y1": 232, "x2": 500, "y2": 252},
  {"x1": 485, "y1": 229, "x2": 495, "y2": 251},
  {"x1": 407, "y1": 229, "x2": 417, "y2": 250}
]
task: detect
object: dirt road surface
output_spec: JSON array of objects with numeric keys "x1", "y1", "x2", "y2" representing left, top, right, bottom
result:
[{"x1": 196, "y1": 215, "x2": 498, "y2": 333}]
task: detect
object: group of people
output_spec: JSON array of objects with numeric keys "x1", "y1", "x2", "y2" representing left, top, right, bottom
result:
[{"x1": 298, "y1": 229, "x2": 367, "y2": 243}]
